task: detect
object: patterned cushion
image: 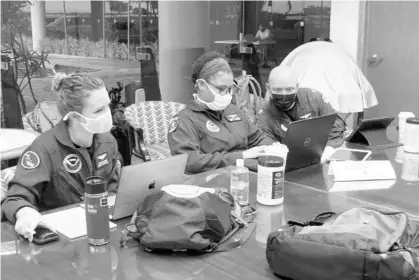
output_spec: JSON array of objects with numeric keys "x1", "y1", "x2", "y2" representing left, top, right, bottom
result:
[
  {"x1": 22, "y1": 101, "x2": 61, "y2": 133},
  {"x1": 146, "y1": 142, "x2": 171, "y2": 161},
  {"x1": 22, "y1": 110, "x2": 40, "y2": 133},
  {"x1": 1, "y1": 166, "x2": 16, "y2": 202},
  {"x1": 125, "y1": 101, "x2": 185, "y2": 145}
]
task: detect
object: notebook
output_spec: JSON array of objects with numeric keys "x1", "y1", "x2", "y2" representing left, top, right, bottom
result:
[{"x1": 42, "y1": 207, "x2": 117, "y2": 239}]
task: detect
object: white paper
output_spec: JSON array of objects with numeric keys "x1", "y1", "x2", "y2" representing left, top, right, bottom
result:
[
  {"x1": 329, "y1": 180, "x2": 396, "y2": 193},
  {"x1": 329, "y1": 160, "x2": 396, "y2": 182},
  {"x1": 42, "y1": 207, "x2": 117, "y2": 239}
]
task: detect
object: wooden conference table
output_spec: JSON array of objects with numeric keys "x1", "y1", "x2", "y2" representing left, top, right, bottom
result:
[{"x1": 2, "y1": 127, "x2": 418, "y2": 280}]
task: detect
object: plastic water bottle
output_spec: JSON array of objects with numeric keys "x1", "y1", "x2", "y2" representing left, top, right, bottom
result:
[{"x1": 230, "y1": 159, "x2": 250, "y2": 205}]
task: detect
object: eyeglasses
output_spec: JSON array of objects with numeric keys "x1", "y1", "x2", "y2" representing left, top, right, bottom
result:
[{"x1": 206, "y1": 81, "x2": 238, "y2": 96}]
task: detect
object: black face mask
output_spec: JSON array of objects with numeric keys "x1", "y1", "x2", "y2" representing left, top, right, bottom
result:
[{"x1": 272, "y1": 93, "x2": 297, "y2": 111}]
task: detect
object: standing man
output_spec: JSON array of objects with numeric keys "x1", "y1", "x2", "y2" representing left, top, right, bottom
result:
[
  {"x1": 256, "y1": 66, "x2": 346, "y2": 147},
  {"x1": 255, "y1": 23, "x2": 271, "y2": 68}
]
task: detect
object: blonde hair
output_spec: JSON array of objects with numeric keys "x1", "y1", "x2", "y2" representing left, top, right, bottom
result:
[{"x1": 52, "y1": 72, "x2": 105, "y2": 116}]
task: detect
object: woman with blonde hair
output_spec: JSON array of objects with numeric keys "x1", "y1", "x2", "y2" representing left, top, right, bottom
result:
[{"x1": 2, "y1": 73, "x2": 121, "y2": 242}]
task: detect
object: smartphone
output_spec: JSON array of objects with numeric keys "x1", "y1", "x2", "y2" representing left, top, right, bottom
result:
[
  {"x1": 32, "y1": 226, "x2": 60, "y2": 245},
  {"x1": 328, "y1": 148, "x2": 372, "y2": 161}
]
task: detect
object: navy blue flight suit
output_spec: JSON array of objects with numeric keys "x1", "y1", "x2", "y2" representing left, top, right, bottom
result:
[
  {"x1": 256, "y1": 88, "x2": 346, "y2": 147},
  {"x1": 2, "y1": 120, "x2": 121, "y2": 223},
  {"x1": 168, "y1": 101, "x2": 275, "y2": 174}
]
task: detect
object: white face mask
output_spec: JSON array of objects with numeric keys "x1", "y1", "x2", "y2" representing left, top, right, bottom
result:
[
  {"x1": 196, "y1": 79, "x2": 232, "y2": 111},
  {"x1": 67, "y1": 109, "x2": 113, "y2": 134}
]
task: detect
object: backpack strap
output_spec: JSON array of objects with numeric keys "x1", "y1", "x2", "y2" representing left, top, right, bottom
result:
[
  {"x1": 208, "y1": 207, "x2": 256, "y2": 252},
  {"x1": 287, "y1": 220, "x2": 324, "y2": 227},
  {"x1": 211, "y1": 220, "x2": 256, "y2": 252}
]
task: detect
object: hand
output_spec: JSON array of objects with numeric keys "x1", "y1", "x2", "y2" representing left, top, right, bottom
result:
[
  {"x1": 321, "y1": 146, "x2": 336, "y2": 163},
  {"x1": 15, "y1": 207, "x2": 56, "y2": 242},
  {"x1": 243, "y1": 145, "x2": 268, "y2": 159}
]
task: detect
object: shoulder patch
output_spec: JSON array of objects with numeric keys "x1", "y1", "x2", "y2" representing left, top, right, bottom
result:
[
  {"x1": 21, "y1": 151, "x2": 40, "y2": 169},
  {"x1": 169, "y1": 117, "x2": 179, "y2": 133}
]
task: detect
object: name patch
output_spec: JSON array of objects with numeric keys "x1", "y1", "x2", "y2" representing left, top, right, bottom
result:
[
  {"x1": 300, "y1": 113, "x2": 312, "y2": 119},
  {"x1": 96, "y1": 152, "x2": 109, "y2": 169},
  {"x1": 225, "y1": 114, "x2": 242, "y2": 122}
]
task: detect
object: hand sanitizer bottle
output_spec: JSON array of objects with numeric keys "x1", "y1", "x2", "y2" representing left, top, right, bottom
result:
[{"x1": 230, "y1": 159, "x2": 250, "y2": 205}]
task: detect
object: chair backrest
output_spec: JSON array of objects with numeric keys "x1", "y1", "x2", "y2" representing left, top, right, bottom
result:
[
  {"x1": 1, "y1": 166, "x2": 16, "y2": 202},
  {"x1": 22, "y1": 101, "x2": 62, "y2": 133},
  {"x1": 125, "y1": 101, "x2": 186, "y2": 145},
  {"x1": 232, "y1": 71, "x2": 267, "y2": 124}
]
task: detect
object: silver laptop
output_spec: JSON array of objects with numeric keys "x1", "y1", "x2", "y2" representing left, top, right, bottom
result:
[{"x1": 108, "y1": 154, "x2": 188, "y2": 220}]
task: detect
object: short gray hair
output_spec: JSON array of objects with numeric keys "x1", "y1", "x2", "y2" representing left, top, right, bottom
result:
[{"x1": 52, "y1": 72, "x2": 105, "y2": 116}]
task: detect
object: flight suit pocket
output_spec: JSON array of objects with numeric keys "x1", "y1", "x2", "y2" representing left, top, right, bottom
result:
[
  {"x1": 53, "y1": 169, "x2": 83, "y2": 202},
  {"x1": 102, "y1": 154, "x2": 119, "y2": 195}
]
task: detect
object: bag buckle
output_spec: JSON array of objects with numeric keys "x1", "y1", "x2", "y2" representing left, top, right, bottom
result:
[
  {"x1": 205, "y1": 243, "x2": 217, "y2": 252},
  {"x1": 235, "y1": 216, "x2": 248, "y2": 227}
]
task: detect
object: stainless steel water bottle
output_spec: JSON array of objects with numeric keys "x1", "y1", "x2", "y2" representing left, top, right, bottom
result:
[{"x1": 84, "y1": 176, "x2": 110, "y2": 246}]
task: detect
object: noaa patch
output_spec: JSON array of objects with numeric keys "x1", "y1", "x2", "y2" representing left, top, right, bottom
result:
[
  {"x1": 63, "y1": 154, "x2": 82, "y2": 173},
  {"x1": 96, "y1": 152, "x2": 109, "y2": 169},
  {"x1": 206, "y1": 120, "x2": 220, "y2": 133},
  {"x1": 169, "y1": 117, "x2": 178, "y2": 133},
  {"x1": 225, "y1": 114, "x2": 241, "y2": 122},
  {"x1": 300, "y1": 113, "x2": 312, "y2": 119},
  {"x1": 21, "y1": 151, "x2": 40, "y2": 169},
  {"x1": 280, "y1": 124, "x2": 288, "y2": 132}
]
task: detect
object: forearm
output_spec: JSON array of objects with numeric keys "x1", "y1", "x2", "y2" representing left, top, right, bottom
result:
[
  {"x1": 184, "y1": 150, "x2": 243, "y2": 175},
  {"x1": 250, "y1": 121, "x2": 276, "y2": 147},
  {"x1": 2, "y1": 186, "x2": 38, "y2": 224}
]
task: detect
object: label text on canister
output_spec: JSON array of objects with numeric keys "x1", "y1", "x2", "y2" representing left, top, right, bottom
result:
[{"x1": 257, "y1": 165, "x2": 284, "y2": 200}]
